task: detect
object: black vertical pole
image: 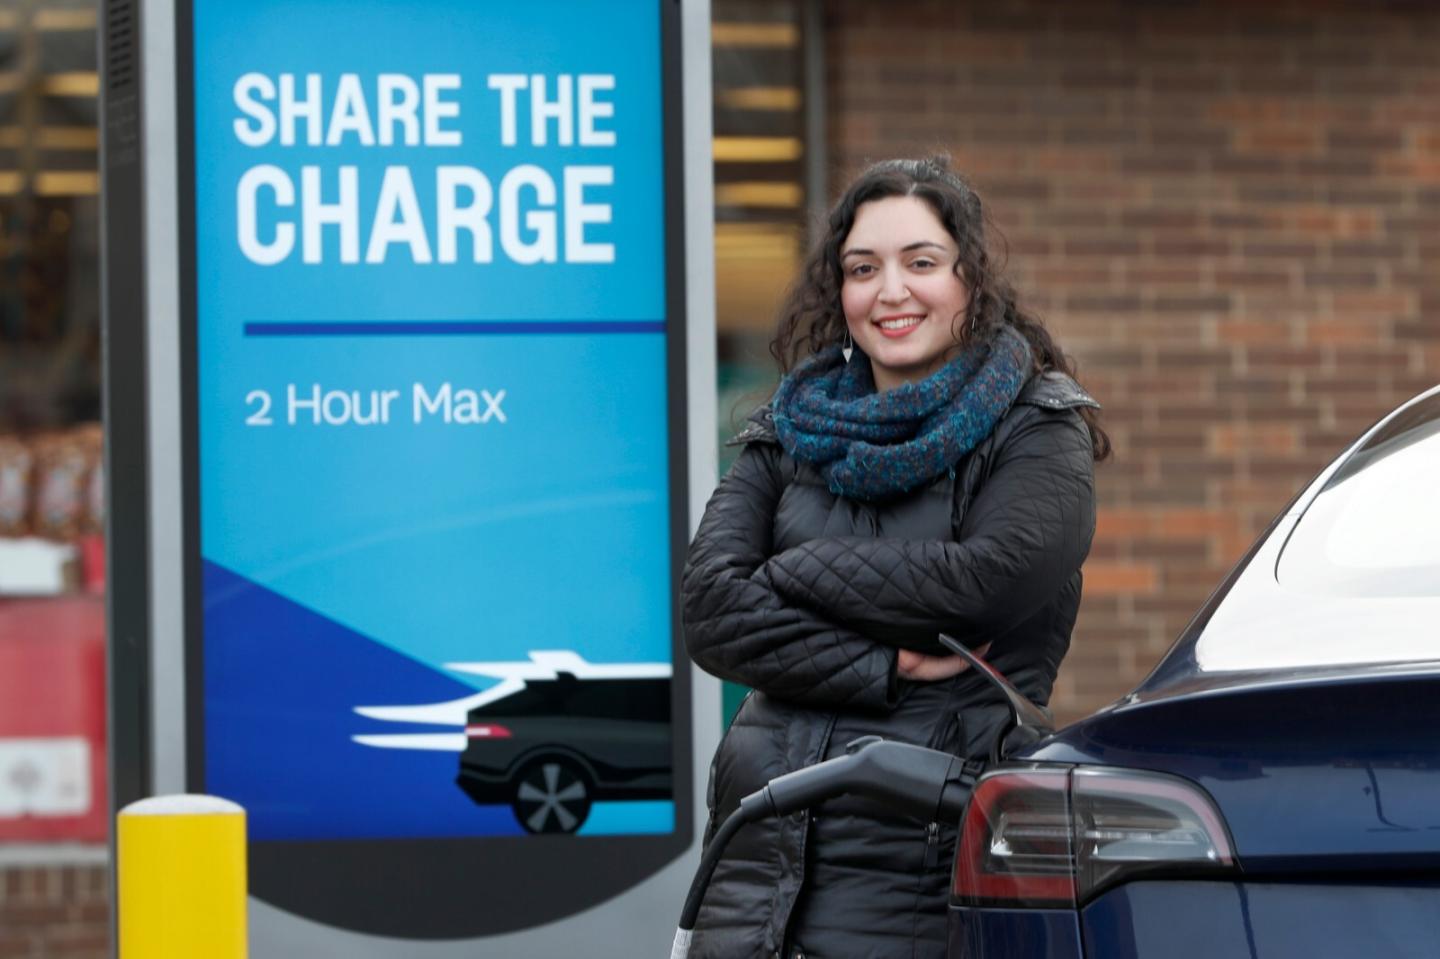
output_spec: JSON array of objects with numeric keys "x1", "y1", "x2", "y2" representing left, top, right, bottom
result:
[{"x1": 99, "y1": 0, "x2": 151, "y2": 953}]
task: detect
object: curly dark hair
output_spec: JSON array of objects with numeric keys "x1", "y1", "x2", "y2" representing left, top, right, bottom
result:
[{"x1": 770, "y1": 154, "x2": 1110, "y2": 461}]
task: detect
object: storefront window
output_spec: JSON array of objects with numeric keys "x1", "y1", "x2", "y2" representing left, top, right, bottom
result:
[
  {"x1": 713, "y1": 0, "x2": 809, "y2": 474},
  {"x1": 0, "y1": 1, "x2": 108, "y2": 854}
]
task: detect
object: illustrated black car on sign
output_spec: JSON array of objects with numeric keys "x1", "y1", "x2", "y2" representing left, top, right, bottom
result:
[
  {"x1": 456, "y1": 668, "x2": 673, "y2": 834},
  {"x1": 351, "y1": 651, "x2": 673, "y2": 835}
]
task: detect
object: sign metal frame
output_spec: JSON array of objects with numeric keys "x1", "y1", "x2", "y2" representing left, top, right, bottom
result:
[{"x1": 101, "y1": 0, "x2": 715, "y2": 947}]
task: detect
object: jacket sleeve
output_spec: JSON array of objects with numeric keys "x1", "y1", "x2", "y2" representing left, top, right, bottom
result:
[
  {"x1": 681, "y1": 442, "x2": 900, "y2": 711},
  {"x1": 759, "y1": 407, "x2": 1096, "y2": 652}
]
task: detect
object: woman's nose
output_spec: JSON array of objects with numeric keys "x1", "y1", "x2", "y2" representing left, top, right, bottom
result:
[{"x1": 878, "y1": 267, "x2": 910, "y2": 304}]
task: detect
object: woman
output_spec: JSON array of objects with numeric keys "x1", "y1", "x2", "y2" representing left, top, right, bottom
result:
[{"x1": 681, "y1": 156, "x2": 1108, "y2": 959}]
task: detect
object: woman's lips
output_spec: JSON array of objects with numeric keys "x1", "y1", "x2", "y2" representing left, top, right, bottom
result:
[{"x1": 874, "y1": 314, "x2": 924, "y2": 338}]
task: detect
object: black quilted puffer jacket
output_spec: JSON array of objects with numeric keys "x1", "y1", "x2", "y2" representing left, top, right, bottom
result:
[{"x1": 682, "y1": 371, "x2": 1098, "y2": 959}]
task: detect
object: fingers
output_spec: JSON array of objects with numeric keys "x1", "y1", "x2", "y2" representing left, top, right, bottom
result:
[
  {"x1": 897, "y1": 641, "x2": 997, "y2": 681},
  {"x1": 897, "y1": 651, "x2": 968, "y2": 682}
]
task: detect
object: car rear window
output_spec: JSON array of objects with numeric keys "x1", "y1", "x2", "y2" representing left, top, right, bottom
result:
[{"x1": 1277, "y1": 392, "x2": 1440, "y2": 598}]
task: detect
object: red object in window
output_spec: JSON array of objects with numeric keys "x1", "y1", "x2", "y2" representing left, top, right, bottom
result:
[
  {"x1": 78, "y1": 534, "x2": 105, "y2": 595},
  {"x1": 0, "y1": 596, "x2": 108, "y2": 843}
]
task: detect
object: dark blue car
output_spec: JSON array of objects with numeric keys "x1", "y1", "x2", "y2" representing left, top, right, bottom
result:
[{"x1": 950, "y1": 385, "x2": 1440, "y2": 958}]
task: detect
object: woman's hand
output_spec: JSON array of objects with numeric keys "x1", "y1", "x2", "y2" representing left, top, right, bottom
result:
[{"x1": 896, "y1": 642, "x2": 991, "y2": 682}]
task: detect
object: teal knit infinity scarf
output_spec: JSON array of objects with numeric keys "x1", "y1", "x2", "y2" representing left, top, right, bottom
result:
[{"x1": 771, "y1": 326, "x2": 1032, "y2": 502}]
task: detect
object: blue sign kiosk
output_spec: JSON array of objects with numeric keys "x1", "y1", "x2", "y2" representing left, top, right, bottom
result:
[{"x1": 102, "y1": 0, "x2": 718, "y2": 952}]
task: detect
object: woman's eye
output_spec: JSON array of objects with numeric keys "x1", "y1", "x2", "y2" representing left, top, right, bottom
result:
[
  {"x1": 910, "y1": 258, "x2": 936, "y2": 270},
  {"x1": 848, "y1": 263, "x2": 875, "y2": 277}
]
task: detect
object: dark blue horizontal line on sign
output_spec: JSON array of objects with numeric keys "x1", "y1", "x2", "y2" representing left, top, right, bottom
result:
[{"x1": 244, "y1": 320, "x2": 666, "y2": 337}]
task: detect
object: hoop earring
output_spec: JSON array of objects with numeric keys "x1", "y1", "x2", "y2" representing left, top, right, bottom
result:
[{"x1": 842, "y1": 328, "x2": 854, "y2": 363}]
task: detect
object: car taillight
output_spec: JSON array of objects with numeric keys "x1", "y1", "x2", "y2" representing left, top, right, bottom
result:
[
  {"x1": 955, "y1": 769, "x2": 1075, "y2": 907},
  {"x1": 464, "y1": 723, "x2": 513, "y2": 739},
  {"x1": 1071, "y1": 767, "x2": 1234, "y2": 897},
  {"x1": 954, "y1": 766, "x2": 1235, "y2": 907}
]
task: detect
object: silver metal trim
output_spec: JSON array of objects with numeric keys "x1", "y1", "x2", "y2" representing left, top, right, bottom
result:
[
  {"x1": 144, "y1": 0, "x2": 186, "y2": 794},
  {"x1": 0, "y1": 843, "x2": 110, "y2": 867}
]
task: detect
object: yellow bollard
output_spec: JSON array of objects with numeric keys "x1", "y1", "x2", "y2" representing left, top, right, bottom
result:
[{"x1": 117, "y1": 794, "x2": 248, "y2": 959}]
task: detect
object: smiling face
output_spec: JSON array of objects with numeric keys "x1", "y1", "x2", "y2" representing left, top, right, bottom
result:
[{"x1": 839, "y1": 195, "x2": 970, "y2": 392}]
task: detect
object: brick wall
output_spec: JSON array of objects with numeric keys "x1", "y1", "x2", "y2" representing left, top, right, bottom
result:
[
  {"x1": 825, "y1": 0, "x2": 1440, "y2": 723},
  {"x1": 0, "y1": 865, "x2": 108, "y2": 957}
]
